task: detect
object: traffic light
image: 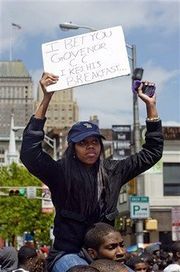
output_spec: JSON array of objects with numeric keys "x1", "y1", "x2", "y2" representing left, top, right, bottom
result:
[
  {"x1": 9, "y1": 188, "x2": 26, "y2": 196},
  {"x1": 115, "y1": 216, "x2": 127, "y2": 233},
  {"x1": 127, "y1": 178, "x2": 137, "y2": 195},
  {"x1": 115, "y1": 216, "x2": 135, "y2": 234}
]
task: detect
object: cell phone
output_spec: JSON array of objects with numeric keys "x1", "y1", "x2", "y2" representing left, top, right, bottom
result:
[{"x1": 132, "y1": 68, "x2": 156, "y2": 97}]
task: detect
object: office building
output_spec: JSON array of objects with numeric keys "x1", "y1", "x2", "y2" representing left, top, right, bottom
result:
[
  {"x1": 117, "y1": 126, "x2": 180, "y2": 246},
  {"x1": 36, "y1": 84, "x2": 79, "y2": 132},
  {"x1": 0, "y1": 60, "x2": 34, "y2": 137}
]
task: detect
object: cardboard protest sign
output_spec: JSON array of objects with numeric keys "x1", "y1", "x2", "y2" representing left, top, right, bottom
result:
[{"x1": 42, "y1": 26, "x2": 130, "y2": 92}]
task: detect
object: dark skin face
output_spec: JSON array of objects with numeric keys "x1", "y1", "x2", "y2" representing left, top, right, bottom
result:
[
  {"x1": 93, "y1": 231, "x2": 126, "y2": 263},
  {"x1": 134, "y1": 262, "x2": 148, "y2": 272},
  {"x1": 75, "y1": 136, "x2": 101, "y2": 166}
]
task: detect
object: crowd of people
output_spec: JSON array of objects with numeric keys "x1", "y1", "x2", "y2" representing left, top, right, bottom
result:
[
  {"x1": 0, "y1": 227, "x2": 180, "y2": 272},
  {"x1": 0, "y1": 244, "x2": 46, "y2": 272}
]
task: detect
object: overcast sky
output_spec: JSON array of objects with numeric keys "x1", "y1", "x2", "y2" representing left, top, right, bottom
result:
[{"x1": 0, "y1": 0, "x2": 180, "y2": 128}]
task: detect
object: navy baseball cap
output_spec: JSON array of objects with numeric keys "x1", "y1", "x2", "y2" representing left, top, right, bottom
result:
[{"x1": 67, "y1": 121, "x2": 105, "y2": 144}]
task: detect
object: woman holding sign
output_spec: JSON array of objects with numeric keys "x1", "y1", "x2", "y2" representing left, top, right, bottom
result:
[{"x1": 20, "y1": 72, "x2": 163, "y2": 272}]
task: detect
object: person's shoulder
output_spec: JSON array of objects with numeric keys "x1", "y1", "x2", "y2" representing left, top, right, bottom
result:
[
  {"x1": 164, "y1": 264, "x2": 180, "y2": 272},
  {"x1": 13, "y1": 268, "x2": 29, "y2": 271},
  {"x1": 124, "y1": 264, "x2": 135, "y2": 272}
]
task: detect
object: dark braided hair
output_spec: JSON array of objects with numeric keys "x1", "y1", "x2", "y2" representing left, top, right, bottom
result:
[{"x1": 61, "y1": 139, "x2": 109, "y2": 216}]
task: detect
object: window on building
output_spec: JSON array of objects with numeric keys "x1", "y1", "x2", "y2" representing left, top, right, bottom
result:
[
  {"x1": 163, "y1": 162, "x2": 180, "y2": 196},
  {"x1": 159, "y1": 231, "x2": 173, "y2": 247},
  {"x1": 0, "y1": 148, "x2": 5, "y2": 154},
  {"x1": 0, "y1": 158, "x2": 5, "y2": 163}
]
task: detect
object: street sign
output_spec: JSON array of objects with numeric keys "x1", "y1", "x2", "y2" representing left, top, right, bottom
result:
[
  {"x1": 112, "y1": 125, "x2": 131, "y2": 160},
  {"x1": 42, "y1": 185, "x2": 54, "y2": 213},
  {"x1": 26, "y1": 187, "x2": 36, "y2": 199},
  {"x1": 130, "y1": 196, "x2": 150, "y2": 219},
  {"x1": 172, "y1": 207, "x2": 180, "y2": 241}
]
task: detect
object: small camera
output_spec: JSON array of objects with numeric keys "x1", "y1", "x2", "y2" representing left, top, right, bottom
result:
[{"x1": 132, "y1": 68, "x2": 155, "y2": 97}]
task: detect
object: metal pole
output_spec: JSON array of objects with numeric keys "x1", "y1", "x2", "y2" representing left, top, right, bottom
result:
[
  {"x1": 10, "y1": 24, "x2": 12, "y2": 61},
  {"x1": 131, "y1": 45, "x2": 144, "y2": 245},
  {"x1": 132, "y1": 45, "x2": 141, "y2": 153},
  {"x1": 53, "y1": 138, "x2": 57, "y2": 161}
]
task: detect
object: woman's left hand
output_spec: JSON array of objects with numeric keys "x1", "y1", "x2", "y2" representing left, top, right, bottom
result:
[{"x1": 137, "y1": 81, "x2": 156, "y2": 105}]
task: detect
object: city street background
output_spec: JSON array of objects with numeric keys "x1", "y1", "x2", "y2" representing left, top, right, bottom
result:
[{"x1": 0, "y1": 0, "x2": 180, "y2": 127}]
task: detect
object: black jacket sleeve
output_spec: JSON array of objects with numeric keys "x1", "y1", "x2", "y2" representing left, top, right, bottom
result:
[{"x1": 20, "y1": 116, "x2": 60, "y2": 187}]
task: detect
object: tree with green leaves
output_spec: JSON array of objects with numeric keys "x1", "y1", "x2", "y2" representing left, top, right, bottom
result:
[{"x1": 0, "y1": 163, "x2": 54, "y2": 247}]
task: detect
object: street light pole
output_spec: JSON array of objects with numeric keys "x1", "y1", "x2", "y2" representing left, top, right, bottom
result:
[
  {"x1": 59, "y1": 22, "x2": 143, "y2": 244},
  {"x1": 59, "y1": 22, "x2": 96, "y2": 32},
  {"x1": 127, "y1": 44, "x2": 143, "y2": 244},
  {"x1": 126, "y1": 44, "x2": 141, "y2": 153}
]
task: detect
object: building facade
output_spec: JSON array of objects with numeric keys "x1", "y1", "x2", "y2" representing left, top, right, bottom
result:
[
  {"x1": 117, "y1": 126, "x2": 180, "y2": 247},
  {"x1": 0, "y1": 61, "x2": 79, "y2": 164},
  {"x1": 36, "y1": 84, "x2": 79, "y2": 132},
  {"x1": 0, "y1": 61, "x2": 34, "y2": 137}
]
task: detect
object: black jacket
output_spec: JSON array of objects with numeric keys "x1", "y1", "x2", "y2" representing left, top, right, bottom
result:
[{"x1": 20, "y1": 116, "x2": 163, "y2": 269}]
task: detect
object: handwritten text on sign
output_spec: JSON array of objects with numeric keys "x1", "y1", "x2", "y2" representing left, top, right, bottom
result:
[{"x1": 42, "y1": 26, "x2": 130, "y2": 92}]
